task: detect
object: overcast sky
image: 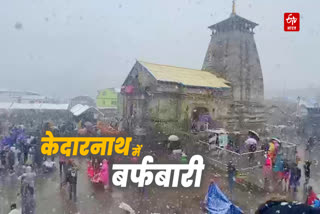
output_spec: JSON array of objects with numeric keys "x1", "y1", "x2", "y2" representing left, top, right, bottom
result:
[{"x1": 0, "y1": 0, "x2": 319, "y2": 99}]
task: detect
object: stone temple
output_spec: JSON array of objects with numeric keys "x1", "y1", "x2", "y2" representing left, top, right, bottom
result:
[{"x1": 202, "y1": 1, "x2": 265, "y2": 131}]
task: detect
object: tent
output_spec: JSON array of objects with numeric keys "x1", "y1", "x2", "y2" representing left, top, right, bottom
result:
[{"x1": 205, "y1": 183, "x2": 243, "y2": 214}]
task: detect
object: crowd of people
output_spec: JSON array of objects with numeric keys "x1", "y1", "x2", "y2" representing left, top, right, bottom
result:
[
  {"x1": 0, "y1": 123, "x2": 82, "y2": 213},
  {"x1": 87, "y1": 157, "x2": 110, "y2": 190},
  {"x1": 0, "y1": 125, "x2": 42, "y2": 173},
  {"x1": 261, "y1": 137, "x2": 312, "y2": 195},
  {"x1": 1, "y1": 120, "x2": 319, "y2": 213},
  {"x1": 208, "y1": 129, "x2": 320, "y2": 211},
  {"x1": 262, "y1": 136, "x2": 320, "y2": 209},
  {"x1": 0, "y1": 120, "x2": 123, "y2": 213}
]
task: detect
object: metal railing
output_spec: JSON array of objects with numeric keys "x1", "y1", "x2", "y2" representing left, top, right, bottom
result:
[{"x1": 198, "y1": 140, "x2": 265, "y2": 170}]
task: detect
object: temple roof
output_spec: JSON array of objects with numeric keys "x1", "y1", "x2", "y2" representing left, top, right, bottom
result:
[
  {"x1": 138, "y1": 61, "x2": 230, "y2": 89},
  {"x1": 209, "y1": 14, "x2": 258, "y2": 30}
]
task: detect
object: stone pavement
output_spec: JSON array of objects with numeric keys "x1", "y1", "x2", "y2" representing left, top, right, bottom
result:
[{"x1": 0, "y1": 156, "x2": 272, "y2": 214}]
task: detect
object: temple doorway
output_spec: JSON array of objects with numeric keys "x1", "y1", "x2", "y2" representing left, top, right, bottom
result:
[{"x1": 191, "y1": 107, "x2": 210, "y2": 132}]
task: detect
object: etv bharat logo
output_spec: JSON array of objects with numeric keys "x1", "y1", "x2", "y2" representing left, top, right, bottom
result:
[{"x1": 284, "y1": 13, "x2": 300, "y2": 31}]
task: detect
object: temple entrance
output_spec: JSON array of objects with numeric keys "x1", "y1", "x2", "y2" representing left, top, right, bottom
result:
[{"x1": 191, "y1": 107, "x2": 210, "y2": 132}]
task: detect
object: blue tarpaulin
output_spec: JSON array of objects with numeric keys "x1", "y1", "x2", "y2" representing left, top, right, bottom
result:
[{"x1": 205, "y1": 183, "x2": 243, "y2": 214}]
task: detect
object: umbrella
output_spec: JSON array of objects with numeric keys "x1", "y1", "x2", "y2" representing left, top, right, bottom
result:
[
  {"x1": 212, "y1": 128, "x2": 227, "y2": 134},
  {"x1": 271, "y1": 137, "x2": 281, "y2": 143},
  {"x1": 84, "y1": 121, "x2": 93, "y2": 127},
  {"x1": 248, "y1": 130, "x2": 260, "y2": 140},
  {"x1": 168, "y1": 135, "x2": 179, "y2": 141},
  {"x1": 245, "y1": 137, "x2": 257, "y2": 146}
]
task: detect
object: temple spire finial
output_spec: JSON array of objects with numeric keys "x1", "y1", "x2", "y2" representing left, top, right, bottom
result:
[{"x1": 232, "y1": 0, "x2": 236, "y2": 15}]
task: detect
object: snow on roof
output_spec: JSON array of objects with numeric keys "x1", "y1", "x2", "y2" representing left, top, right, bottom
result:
[
  {"x1": 70, "y1": 104, "x2": 90, "y2": 116},
  {"x1": 0, "y1": 102, "x2": 13, "y2": 109},
  {"x1": 18, "y1": 95, "x2": 47, "y2": 100},
  {"x1": 10, "y1": 103, "x2": 42, "y2": 109},
  {"x1": 70, "y1": 104, "x2": 103, "y2": 116},
  {"x1": 0, "y1": 102, "x2": 69, "y2": 110},
  {"x1": 0, "y1": 89, "x2": 40, "y2": 95},
  {"x1": 40, "y1": 103, "x2": 69, "y2": 110}
]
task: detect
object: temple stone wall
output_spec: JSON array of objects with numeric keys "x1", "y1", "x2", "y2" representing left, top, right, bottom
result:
[
  {"x1": 202, "y1": 14, "x2": 265, "y2": 131},
  {"x1": 145, "y1": 92, "x2": 230, "y2": 134},
  {"x1": 203, "y1": 31, "x2": 264, "y2": 103},
  {"x1": 122, "y1": 62, "x2": 232, "y2": 134}
]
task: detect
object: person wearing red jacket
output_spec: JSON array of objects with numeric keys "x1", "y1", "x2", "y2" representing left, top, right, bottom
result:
[{"x1": 307, "y1": 186, "x2": 319, "y2": 206}]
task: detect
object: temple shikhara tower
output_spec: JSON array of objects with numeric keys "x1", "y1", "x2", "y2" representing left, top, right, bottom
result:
[{"x1": 202, "y1": 1, "x2": 265, "y2": 130}]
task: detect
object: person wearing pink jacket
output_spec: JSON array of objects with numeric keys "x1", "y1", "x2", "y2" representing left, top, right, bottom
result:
[{"x1": 99, "y1": 159, "x2": 109, "y2": 190}]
